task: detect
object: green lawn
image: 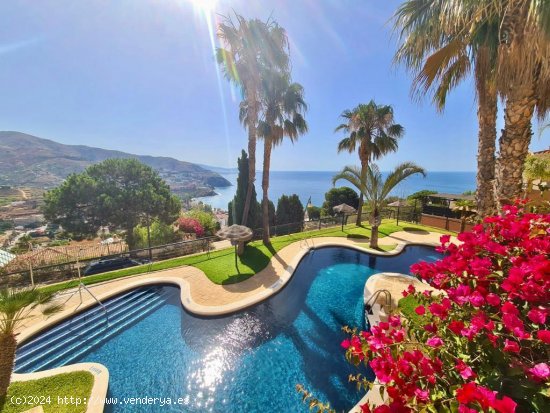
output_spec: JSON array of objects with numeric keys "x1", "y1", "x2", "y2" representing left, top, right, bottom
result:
[
  {"x1": 40, "y1": 220, "x2": 452, "y2": 293},
  {"x1": 0, "y1": 372, "x2": 94, "y2": 413}
]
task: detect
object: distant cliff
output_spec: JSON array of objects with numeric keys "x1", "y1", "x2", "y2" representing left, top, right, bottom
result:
[{"x1": 0, "y1": 131, "x2": 231, "y2": 197}]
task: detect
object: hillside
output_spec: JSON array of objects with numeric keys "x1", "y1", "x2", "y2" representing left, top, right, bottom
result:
[{"x1": 0, "y1": 131, "x2": 231, "y2": 197}]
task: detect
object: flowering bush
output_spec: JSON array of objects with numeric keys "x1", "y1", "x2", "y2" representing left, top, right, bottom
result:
[
  {"x1": 177, "y1": 217, "x2": 204, "y2": 237},
  {"x1": 342, "y1": 202, "x2": 549, "y2": 412}
]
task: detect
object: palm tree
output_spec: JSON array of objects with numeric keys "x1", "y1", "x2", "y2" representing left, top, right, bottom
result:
[
  {"x1": 335, "y1": 101, "x2": 404, "y2": 226},
  {"x1": 217, "y1": 14, "x2": 290, "y2": 227},
  {"x1": 393, "y1": 0, "x2": 550, "y2": 213},
  {"x1": 255, "y1": 73, "x2": 308, "y2": 244},
  {"x1": 393, "y1": 0, "x2": 500, "y2": 217},
  {"x1": 493, "y1": 1, "x2": 550, "y2": 207},
  {"x1": 0, "y1": 288, "x2": 61, "y2": 396},
  {"x1": 333, "y1": 162, "x2": 426, "y2": 248}
]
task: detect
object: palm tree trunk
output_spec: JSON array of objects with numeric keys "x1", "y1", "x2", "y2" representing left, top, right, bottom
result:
[
  {"x1": 0, "y1": 333, "x2": 16, "y2": 396},
  {"x1": 356, "y1": 157, "x2": 368, "y2": 226},
  {"x1": 370, "y1": 223, "x2": 379, "y2": 249},
  {"x1": 475, "y1": 79, "x2": 498, "y2": 218},
  {"x1": 262, "y1": 139, "x2": 272, "y2": 244},
  {"x1": 369, "y1": 207, "x2": 379, "y2": 249},
  {"x1": 495, "y1": 83, "x2": 536, "y2": 209},
  {"x1": 242, "y1": 86, "x2": 258, "y2": 227}
]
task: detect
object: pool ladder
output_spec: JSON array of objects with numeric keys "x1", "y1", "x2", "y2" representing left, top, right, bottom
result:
[
  {"x1": 364, "y1": 289, "x2": 393, "y2": 325},
  {"x1": 299, "y1": 235, "x2": 314, "y2": 250}
]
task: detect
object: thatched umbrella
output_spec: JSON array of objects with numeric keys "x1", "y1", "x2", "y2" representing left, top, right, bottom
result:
[
  {"x1": 333, "y1": 203, "x2": 357, "y2": 214},
  {"x1": 333, "y1": 203, "x2": 357, "y2": 230},
  {"x1": 216, "y1": 225, "x2": 253, "y2": 272}
]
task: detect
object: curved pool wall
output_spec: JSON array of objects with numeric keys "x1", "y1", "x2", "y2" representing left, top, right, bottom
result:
[{"x1": 16, "y1": 245, "x2": 442, "y2": 412}]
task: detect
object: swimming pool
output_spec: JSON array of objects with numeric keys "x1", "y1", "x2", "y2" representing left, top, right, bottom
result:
[{"x1": 16, "y1": 245, "x2": 442, "y2": 412}]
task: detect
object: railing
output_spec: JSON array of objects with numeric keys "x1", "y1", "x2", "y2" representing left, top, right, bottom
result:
[
  {"x1": 1, "y1": 210, "x2": 420, "y2": 289},
  {"x1": 364, "y1": 289, "x2": 393, "y2": 315}
]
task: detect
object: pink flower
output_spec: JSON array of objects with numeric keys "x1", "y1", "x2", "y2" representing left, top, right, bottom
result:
[
  {"x1": 424, "y1": 323, "x2": 437, "y2": 333},
  {"x1": 492, "y1": 396, "x2": 517, "y2": 413},
  {"x1": 428, "y1": 302, "x2": 449, "y2": 319},
  {"x1": 414, "y1": 388, "x2": 429, "y2": 402},
  {"x1": 527, "y1": 308, "x2": 547, "y2": 325},
  {"x1": 537, "y1": 330, "x2": 550, "y2": 344},
  {"x1": 528, "y1": 363, "x2": 549, "y2": 381},
  {"x1": 415, "y1": 306, "x2": 426, "y2": 315},
  {"x1": 341, "y1": 339, "x2": 351, "y2": 349},
  {"x1": 426, "y1": 337, "x2": 444, "y2": 348},
  {"x1": 469, "y1": 291, "x2": 485, "y2": 307},
  {"x1": 448, "y1": 320, "x2": 465, "y2": 335},
  {"x1": 360, "y1": 404, "x2": 372, "y2": 413},
  {"x1": 503, "y1": 339, "x2": 520, "y2": 353},
  {"x1": 501, "y1": 301, "x2": 519, "y2": 315},
  {"x1": 456, "y1": 360, "x2": 476, "y2": 380},
  {"x1": 486, "y1": 293, "x2": 501, "y2": 306},
  {"x1": 388, "y1": 315, "x2": 401, "y2": 327}
]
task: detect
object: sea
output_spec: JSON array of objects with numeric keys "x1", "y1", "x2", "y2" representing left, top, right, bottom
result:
[{"x1": 195, "y1": 170, "x2": 476, "y2": 210}]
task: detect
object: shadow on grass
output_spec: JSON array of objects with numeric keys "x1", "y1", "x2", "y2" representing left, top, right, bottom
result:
[
  {"x1": 403, "y1": 226, "x2": 429, "y2": 234},
  {"x1": 346, "y1": 233, "x2": 369, "y2": 240},
  {"x1": 220, "y1": 245, "x2": 271, "y2": 285},
  {"x1": 221, "y1": 273, "x2": 255, "y2": 284}
]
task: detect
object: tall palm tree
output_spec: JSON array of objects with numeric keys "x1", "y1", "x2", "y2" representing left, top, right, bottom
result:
[
  {"x1": 493, "y1": 1, "x2": 550, "y2": 207},
  {"x1": 217, "y1": 14, "x2": 290, "y2": 227},
  {"x1": 333, "y1": 162, "x2": 426, "y2": 248},
  {"x1": 393, "y1": 0, "x2": 550, "y2": 213},
  {"x1": 254, "y1": 73, "x2": 308, "y2": 244},
  {"x1": 393, "y1": 0, "x2": 500, "y2": 217},
  {"x1": 0, "y1": 288, "x2": 61, "y2": 396},
  {"x1": 335, "y1": 101, "x2": 404, "y2": 226}
]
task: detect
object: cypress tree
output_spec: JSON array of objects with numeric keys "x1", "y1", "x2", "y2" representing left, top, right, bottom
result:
[{"x1": 228, "y1": 150, "x2": 261, "y2": 228}]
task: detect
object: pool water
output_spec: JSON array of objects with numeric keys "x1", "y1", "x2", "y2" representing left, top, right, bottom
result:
[{"x1": 16, "y1": 246, "x2": 442, "y2": 412}]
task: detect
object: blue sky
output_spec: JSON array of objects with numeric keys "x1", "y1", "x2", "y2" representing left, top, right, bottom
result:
[{"x1": 0, "y1": 0, "x2": 547, "y2": 172}]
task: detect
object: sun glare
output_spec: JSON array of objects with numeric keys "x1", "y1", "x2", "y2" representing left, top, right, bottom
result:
[{"x1": 187, "y1": 0, "x2": 217, "y2": 13}]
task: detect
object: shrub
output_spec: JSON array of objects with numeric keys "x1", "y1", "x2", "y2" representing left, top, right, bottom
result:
[
  {"x1": 184, "y1": 208, "x2": 218, "y2": 235},
  {"x1": 133, "y1": 220, "x2": 179, "y2": 249},
  {"x1": 341, "y1": 201, "x2": 549, "y2": 412},
  {"x1": 177, "y1": 217, "x2": 204, "y2": 238}
]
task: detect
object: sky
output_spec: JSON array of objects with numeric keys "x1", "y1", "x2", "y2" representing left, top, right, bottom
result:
[{"x1": 0, "y1": 0, "x2": 548, "y2": 172}]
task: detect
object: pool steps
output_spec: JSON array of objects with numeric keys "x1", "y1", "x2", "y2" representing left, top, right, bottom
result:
[
  {"x1": 16, "y1": 287, "x2": 174, "y2": 373},
  {"x1": 17, "y1": 289, "x2": 153, "y2": 360}
]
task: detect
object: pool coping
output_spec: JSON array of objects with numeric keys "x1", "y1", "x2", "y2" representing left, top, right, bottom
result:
[
  {"x1": 11, "y1": 362, "x2": 109, "y2": 413},
  {"x1": 14, "y1": 233, "x2": 448, "y2": 413}
]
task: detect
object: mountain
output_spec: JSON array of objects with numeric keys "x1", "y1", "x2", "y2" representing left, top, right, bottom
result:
[{"x1": 0, "y1": 131, "x2": 231, "y2": 197}]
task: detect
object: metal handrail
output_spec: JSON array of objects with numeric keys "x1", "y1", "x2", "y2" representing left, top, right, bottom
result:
[{"x1": 364, "y1": 289, "x2": 393, "y2": 315}]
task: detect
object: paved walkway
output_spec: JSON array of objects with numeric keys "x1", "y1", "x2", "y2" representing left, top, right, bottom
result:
[{"x1": 17, "y1": 230, "x2": 453, "y2": 338}]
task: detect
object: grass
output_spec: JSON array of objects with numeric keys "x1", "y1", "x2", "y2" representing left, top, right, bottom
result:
[
  {"x1": 0, "y1": 372, "x2": 94, "y2": 413},
  {"x1": 40, "y1": 220, "x2": 453, "y2": 293}
]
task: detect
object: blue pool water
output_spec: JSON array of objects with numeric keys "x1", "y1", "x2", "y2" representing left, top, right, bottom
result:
[{"x1": 16, "y1": 246, "x2": 442, "y2": 412}]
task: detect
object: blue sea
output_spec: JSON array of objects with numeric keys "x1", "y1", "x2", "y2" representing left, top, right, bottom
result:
[{"x1": 196, "y1": 170, "x2": 476, "y2": 210}]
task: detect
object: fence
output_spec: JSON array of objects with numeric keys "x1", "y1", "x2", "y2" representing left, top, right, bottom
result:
[
  {"x1": 0, "y1": 210, "x2": 419, "y2": 289},
  {"x1": 347, "y1": 206, "x2": 420, "y2": 226},
  {"x1": 420, "y1": 213, "x2": 474, "y2": 233},
  {"x1": 1, "y1": 236, "x2": 216, "y2": 288},
  {"x1": 4, "y1": 241, "x2": 129, "y2": 274}
]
